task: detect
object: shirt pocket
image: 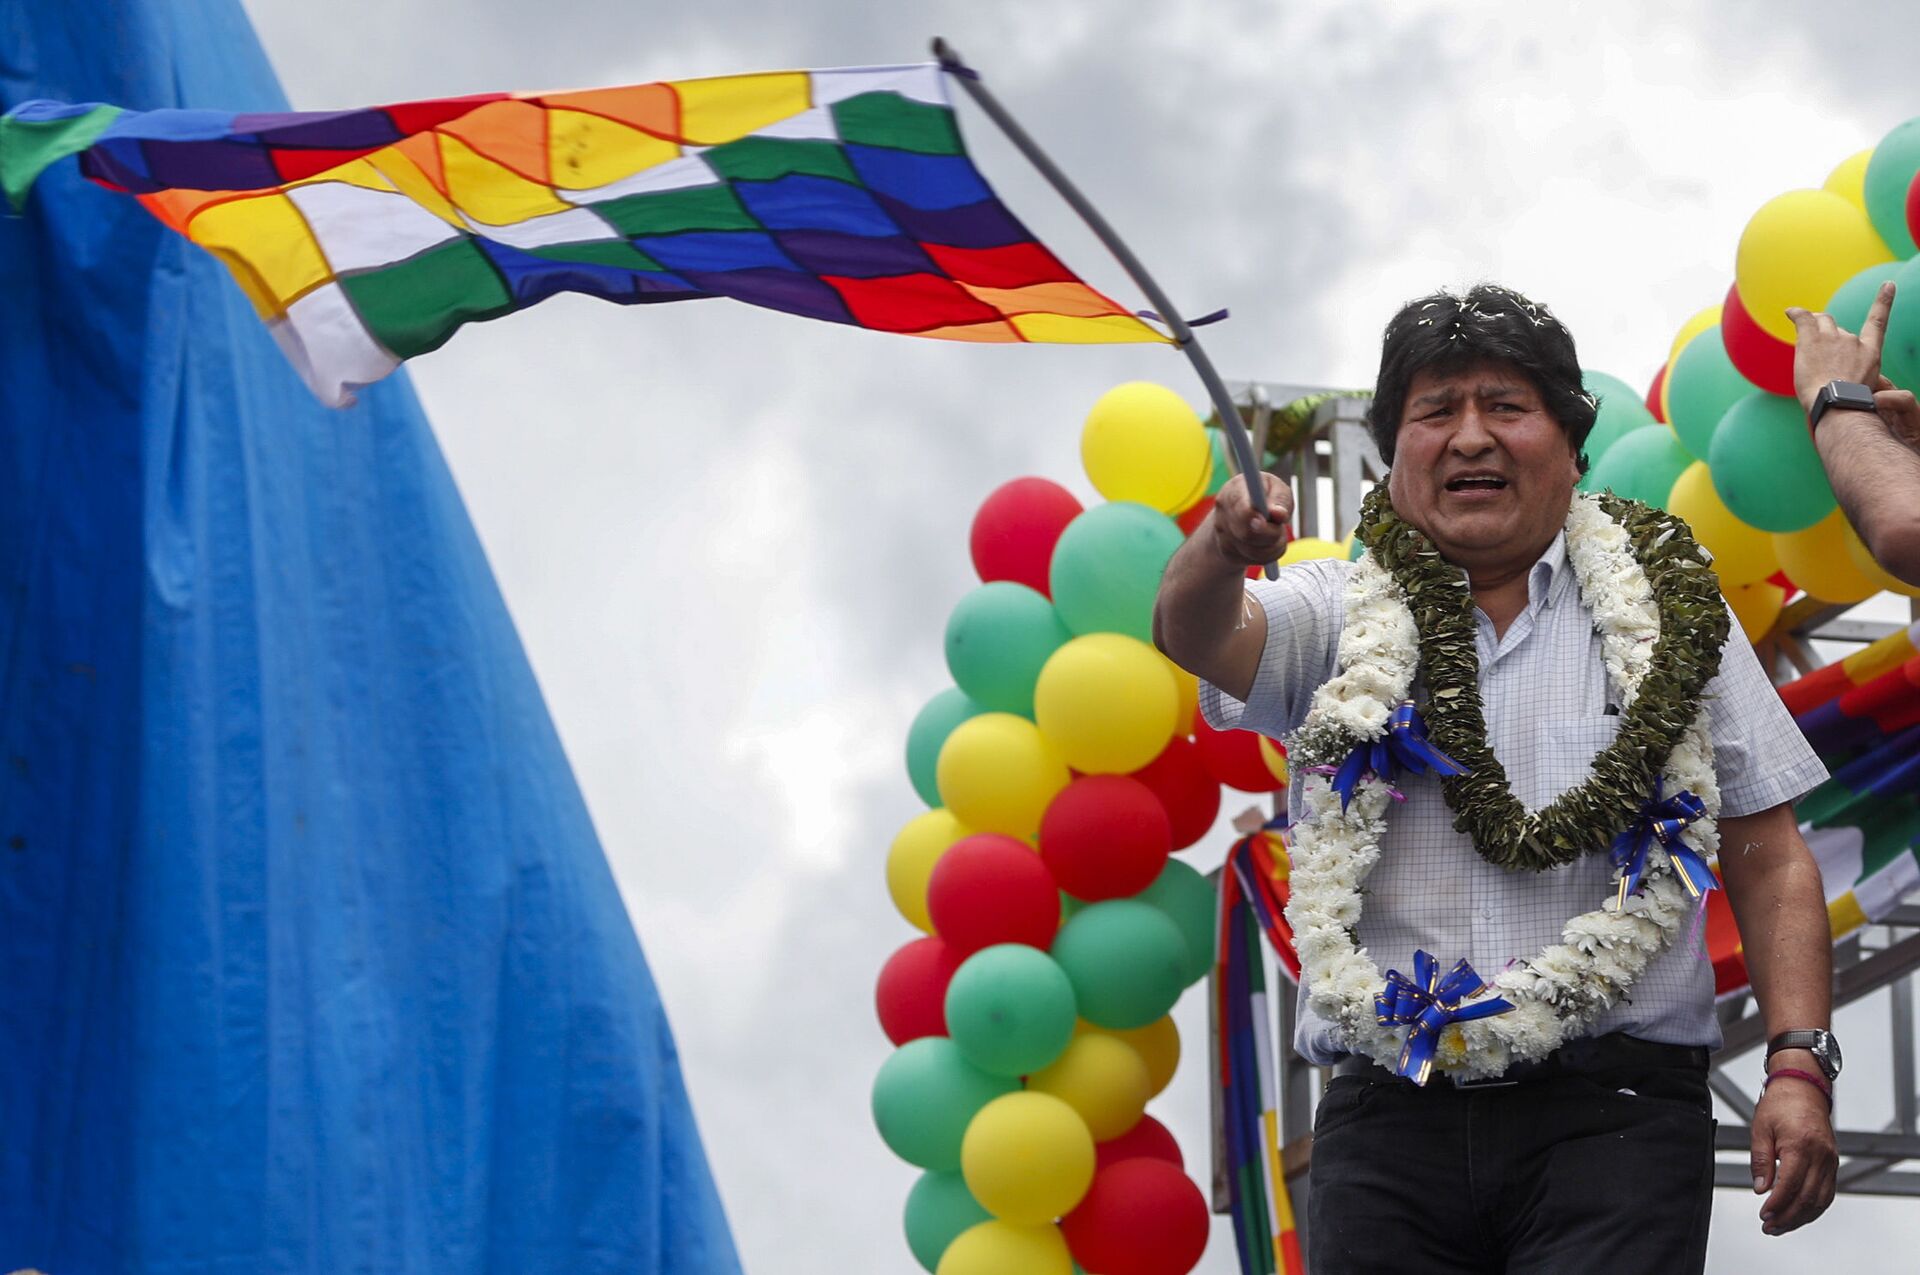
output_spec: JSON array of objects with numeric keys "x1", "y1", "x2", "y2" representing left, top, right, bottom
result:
[{"x1": 1520, "y1": 714, "x2": 1624, "y2": 809}]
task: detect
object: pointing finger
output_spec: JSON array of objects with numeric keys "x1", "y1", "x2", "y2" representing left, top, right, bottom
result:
[{"x1": 1862, "y1": 280, "x2": 1896, "y2": 357}]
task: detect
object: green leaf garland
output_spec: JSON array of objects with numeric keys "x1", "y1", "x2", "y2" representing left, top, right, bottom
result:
[{"x1": 1331, "y1": 483, "x2": 1728, "y2": 873}]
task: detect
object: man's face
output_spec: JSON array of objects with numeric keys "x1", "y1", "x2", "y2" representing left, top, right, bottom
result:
[{"x1": 1385, "y1": 361, "x2": 1580, "y2": 573}]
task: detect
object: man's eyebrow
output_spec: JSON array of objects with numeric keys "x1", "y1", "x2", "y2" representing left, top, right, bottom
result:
[
  {"x1": 1409, "y1": 388, "x2": 1460, "y2": 409},
  {"x1": 1475, "y1": 381, "x2": 1528, "y2": 399}
]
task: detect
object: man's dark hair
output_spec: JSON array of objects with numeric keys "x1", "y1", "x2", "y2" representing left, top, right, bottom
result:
[{"x1": 1366, "y1": 283, "x2": 1597, "y2": 471}]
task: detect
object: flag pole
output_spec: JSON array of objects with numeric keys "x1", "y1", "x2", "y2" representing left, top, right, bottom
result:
[{"x1": 932, "y1": 37, "x2": 1282, "y2": 579}]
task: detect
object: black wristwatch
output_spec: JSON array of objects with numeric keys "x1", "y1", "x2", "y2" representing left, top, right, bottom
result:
[
  {"x1": 1766, "y1": 1029, "x2": 1843, "y2": 1081},
  {"x1": 1808, "y1": 379, "x2": 1878, "y2": 432}
]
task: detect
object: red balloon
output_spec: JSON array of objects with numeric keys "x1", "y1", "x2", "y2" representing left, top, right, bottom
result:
[
  {"x1": 969, "y1": 477, "x2": 1084, "y2": 597},
  {"x1": 1191, "y1": 708, "x2": 1288, "y2": 793},
  {"x1": 875, "y1": 935, "x2": 964, "y2": 1045},
  {"x1": 1039, "y1": 775, "x2": 1172, "y2": 901},
  {"x1": 1720, "y1": 282, "x2": 1796, "y2": 397},
  {"x1": 1646, "y1": 362, "x2": 1668, "y2": 423},
  {"x1": 1175, "y1": 494, "x2": 1214, "y2": 537},
  {"x1": 1129, "y1": 737, "x2": 1221, "y2": 851},
  {"x1": 1095, "y1": 1114, "x2": 1184, "y2": 1171},
  {"x1": 925, "y1": 833, "x2": 1061, "y2": 954},
  {"x1": 1062, "y1": 1158, "x2": 1210, "y2": 1275},
  {"x1": 1908, "y1": 168, "x2": 1920, "y2": 254}
]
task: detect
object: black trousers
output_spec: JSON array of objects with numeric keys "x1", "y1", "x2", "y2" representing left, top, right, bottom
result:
[{"x1": 1307, "y1": 1051, "x2": 1715, "y2": 1274}]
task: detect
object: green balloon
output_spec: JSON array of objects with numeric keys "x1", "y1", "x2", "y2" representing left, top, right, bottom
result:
[
  {"x1": 1664, "y1": 328, "x2": 1752, "y2": 460},
  {"x1": 1051, "y1": 900, "x2": 1189, "y2": 1029},
  {"x1": 944, "y1": 943, "x2": 1078, "y2": 1077},
  {"x1": 904, "y1": 1170, "x2": 991, "y2": 1273},
  {"x1": 1585, "y1": 425, "x2": 1693, "y2": 509},
  {"x1": 943, "y1": 581, "x2": 1071, "y2": 717},
  {"x1": 1876, "y1": 256, "x2": 1920, "y2": 394},
  {"x1": 1048, "y1": 502, "x2": 1185, "y2": 641},
  {"x1": 1864, "y1": 116, "x2": 1920, "y2": 259},
  {"x1": 872, "y1": 1038, "x2": 1018, "y2": 1170},
  {"x1": 1825, "y1": 260, "x2": 1905, "y2": 331},
  {"x1": 1137, "y1": 859, "x2": 1217, "y2": 986},
  {"x1": 1580, "y1": 369, "x2": 1656, "y2": 471},
  {"x1": 1707, "y1": 391, "x2": 1835, "y2": 533},
  {"x1": 906, "y1": 687, "x2": 986, "y2": 807}
]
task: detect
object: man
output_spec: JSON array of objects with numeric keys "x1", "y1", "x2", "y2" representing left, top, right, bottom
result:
[
  {"x1": 1788, "y1": 281, "x2": 1920, "y2": 585},
  {"x1": 1155, "y1": 284, "x2": 1838, "y2": 1273}
]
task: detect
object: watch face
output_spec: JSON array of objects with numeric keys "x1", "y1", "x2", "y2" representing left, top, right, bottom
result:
[
  {"x1": 1818, "y1": 1032, "x2": 1843, "y2": 1079},
  {"x1": 1833, "y1": 383, "x2": 1878, "y2": 413}
]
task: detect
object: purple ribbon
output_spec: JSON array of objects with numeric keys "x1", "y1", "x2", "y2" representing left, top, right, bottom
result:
[
  {"x1": 1323, "y1": 700, "x2": 1468, "y2": 811},
  {"x1": 1374, "y1": 950, "x2": 1514, "y2": 1085},
  {"x1": 1609, "y1": 776, "x2": 1717, "y2": 911}
]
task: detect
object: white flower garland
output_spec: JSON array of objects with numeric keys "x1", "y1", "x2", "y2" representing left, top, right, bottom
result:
[{"x1": 1285, "y1": 493, "x2": 1720, "y2": 1081}]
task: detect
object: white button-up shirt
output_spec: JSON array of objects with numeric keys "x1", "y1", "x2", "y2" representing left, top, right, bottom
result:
[{"x1": 1200, "y1": 533, "x2": 1829, "y2": 1063}]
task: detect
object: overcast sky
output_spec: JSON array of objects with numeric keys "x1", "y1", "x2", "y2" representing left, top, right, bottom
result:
[{"x1": 236, "y1": 2, "x2": 1920, "y2": 1271}]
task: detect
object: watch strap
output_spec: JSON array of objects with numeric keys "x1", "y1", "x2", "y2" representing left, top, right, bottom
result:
[{"x1": 1767, "y1": 1029, "x2": 1825, "y2": 1056}]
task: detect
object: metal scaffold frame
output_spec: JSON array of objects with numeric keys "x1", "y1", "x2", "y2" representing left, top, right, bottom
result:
[{"x1": 1209, "y1": 382, "x2": 1920, "y2": 1260}]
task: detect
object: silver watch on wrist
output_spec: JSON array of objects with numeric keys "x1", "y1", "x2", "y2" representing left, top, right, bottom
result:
[{"x1": 1766, "y1": 1029, "x2": 1843, "y2": 1081}]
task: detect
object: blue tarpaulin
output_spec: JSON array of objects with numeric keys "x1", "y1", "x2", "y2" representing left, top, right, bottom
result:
[{"x1": 0, "y1": 3, "x2": 741, "y2": 1271}]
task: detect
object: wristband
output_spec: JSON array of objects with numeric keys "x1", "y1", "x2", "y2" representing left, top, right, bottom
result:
[{"x1": 1763, "y1": 1067, "x2": 1833, "y2": 1109}]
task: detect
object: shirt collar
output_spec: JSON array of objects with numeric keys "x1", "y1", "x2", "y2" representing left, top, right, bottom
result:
[{"x1": 1530, "y1": 531, "x2": 1569, "y2": 612}]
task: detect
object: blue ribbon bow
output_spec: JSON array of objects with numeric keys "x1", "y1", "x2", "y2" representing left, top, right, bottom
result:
[
  {"x1": 1609, "y1": 776, "x2": 1717, "y2": 911},
  {"x1": 1327, "y1": 700, "x2": 1469, "y2": 810},
  {"x1": 1374, "y1": 950, "x2": 1514, "y2": 1085}
]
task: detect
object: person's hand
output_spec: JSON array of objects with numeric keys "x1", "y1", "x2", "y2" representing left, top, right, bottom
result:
[
  {"x1": 1750, "y1": 1072, "x2": 1837, "y2": 1236},
  {"x1": 1209, "y1": 470, "x2": 1293, "y2": 567},
  {"x1": 1874, "y1": 375, "x2": 1920, "y2": 450},
  {"x1": 1786, "y1": 282, "x2": 1894, "y2": 412}
]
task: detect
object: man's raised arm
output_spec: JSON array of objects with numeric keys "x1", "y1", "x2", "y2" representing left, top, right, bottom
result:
[
  {"x1": 1788, "y1": 283, "x2": 1920, "y2": 585},
  {"x1": 1152, "y1": 470, "x2": 1291, "y2": 703}
]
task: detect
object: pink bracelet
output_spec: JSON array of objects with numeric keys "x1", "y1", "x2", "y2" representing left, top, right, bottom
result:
[{"x1": 1763, "y1": 1067, "x2": 1833, "y2": 1108}]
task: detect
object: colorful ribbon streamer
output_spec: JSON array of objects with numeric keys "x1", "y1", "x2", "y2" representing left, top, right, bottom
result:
[
  {"x1": 1325, "y1": 700, "x2": 1467, "y2": 811},
  {"x1": 1374, "y1": 950, "x2": 1514, "y2": 1086},
  {"x1": 1216, "y1": 819, "x2": 1305, "y2": 1275},
  {"x1": 1609, "y1": 776, "x2": 1716, "y2": 911}
]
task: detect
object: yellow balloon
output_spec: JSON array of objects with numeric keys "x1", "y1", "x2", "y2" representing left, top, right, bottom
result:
[
  {"x1": 1160, "y1": 653, "x2": 1199, "y2": 737},
  {"x1": 1774, "y1": 508, "x2": 1880, "y2": 604},
  {"x1": 960, "y1": 1092, "x2": 1095, "y2": 1224},
  {"x1": 887, "y1": 808, "x2": 974, "y2": 932},
  {"x1": 1667, "y1": 462, "x2": 1778, "y2": 587},
  {"x1": 1668, "y1": 304, "x2": 1723, "y2": 367},
  {"x1": 936, "y1": 713, "x2": 1071, "y2": 840},
  {"x1": 1081, "y1": 382, "x2": 1213, "y2": 515},
  {"x1": 1033, "y1": 633, "x2": 1179, "y2": 774},
  {"x1": 1278, "y1": 536, "x2": 1345, "y2": 568},
  {"x1": 1027, "y1": 1032, "x2": 1152, "y2": 1141},
  {"x1": 1724, "y1": 579, "x2": 1785, "y2": 644},
  {"x1": 1735, "y1": 189, "x2": 1895, "y2": 341},
  {"x1": 1099, "y1": 1016, "x2": 1181, "y2": 1098},
  {"x1": 1824, "y1": 147, "x2": 1879, "y2": 223},
  {"x1": 936, "y1": 1221, "x2": 1073, "y2": 1275},
  {"x1": 1842, "y1": 519, "x2": 1920, "y2": 598}
]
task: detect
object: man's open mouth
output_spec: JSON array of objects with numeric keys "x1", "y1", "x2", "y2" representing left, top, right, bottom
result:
[{"x1": 1444, "y1": 475, "x2": 1509, "y2": 492}]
